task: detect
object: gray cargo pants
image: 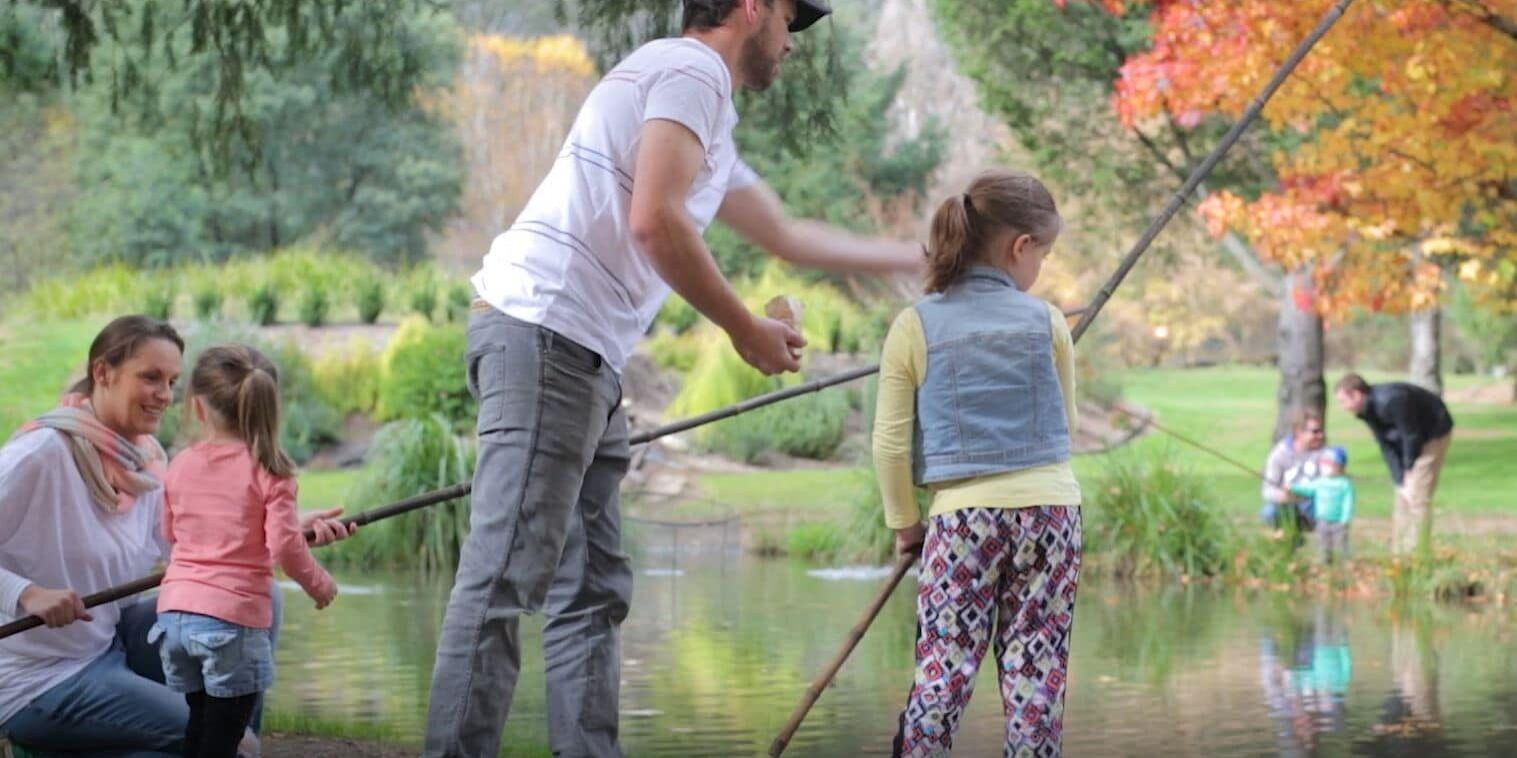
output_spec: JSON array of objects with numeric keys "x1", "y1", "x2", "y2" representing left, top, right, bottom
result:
[{"x1": 423, "y1": 305, "x2": 633, "y2": 758}]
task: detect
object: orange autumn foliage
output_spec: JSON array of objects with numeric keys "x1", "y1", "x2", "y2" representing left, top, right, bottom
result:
[{"x1": 1099, "y1": 0, "x2": 1517, "y2": 316}]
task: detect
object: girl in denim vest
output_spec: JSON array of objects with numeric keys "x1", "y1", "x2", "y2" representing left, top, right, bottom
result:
[
  {"x1": 874, "y1": 169, "x2": 1082, "y2": 757},
  {"x1": 153, "y1": 345, "x2": 338, "y2": 758}
]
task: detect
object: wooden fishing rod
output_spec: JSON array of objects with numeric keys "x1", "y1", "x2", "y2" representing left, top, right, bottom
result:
[{"x1": 767, "y1": 0, "x2": 1357, "y2": 753}]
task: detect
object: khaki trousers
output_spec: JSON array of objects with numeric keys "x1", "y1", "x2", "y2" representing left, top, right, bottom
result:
[{"x1": 1392, "y1": 433, "x2": 1452, "y2": 556}]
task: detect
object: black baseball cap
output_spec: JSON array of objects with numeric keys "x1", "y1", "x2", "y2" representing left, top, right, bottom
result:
[
  {"x1": 685, "y1": 0, "x2": 831, "y2": 32},
  {"x1": 791, "y1": 0, "x2": 831, "y2": 31}
]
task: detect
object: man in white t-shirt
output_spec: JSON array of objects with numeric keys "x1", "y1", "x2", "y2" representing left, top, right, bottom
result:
[{"x1": 424, "y1": 1, "x2": 925, "y2": 756}]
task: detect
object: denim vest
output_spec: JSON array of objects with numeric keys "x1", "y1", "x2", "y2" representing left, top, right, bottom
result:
[{"x1": 911, "y1": 266, "x2": 1071, "y2": 485}]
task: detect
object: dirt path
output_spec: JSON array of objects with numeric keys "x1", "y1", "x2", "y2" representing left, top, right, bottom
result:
[{"x1": 262, "y1": 734, "x2": 415, "y2": 758}]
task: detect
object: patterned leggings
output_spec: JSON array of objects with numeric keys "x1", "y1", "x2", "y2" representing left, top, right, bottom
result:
[{"x1": 893, "y1": 506, "x2": 1083, "y2": 758}]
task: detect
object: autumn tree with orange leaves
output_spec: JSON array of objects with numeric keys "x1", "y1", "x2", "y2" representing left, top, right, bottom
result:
[
  {"x1": 1116, "y1": 0, "x2": 1517, "y2": 394},
  {"x1": 935, "y1": 0, "x2": 1327, "y2": 438}
]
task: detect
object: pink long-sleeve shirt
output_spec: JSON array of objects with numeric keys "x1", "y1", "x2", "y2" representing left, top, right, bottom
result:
[{"x1": 158, "y1": 441, "x2": 334, "y2": 628}]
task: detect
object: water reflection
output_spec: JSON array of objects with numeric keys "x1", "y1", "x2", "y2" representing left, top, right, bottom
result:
[
  {"x1": 1259, "y1": 603, "x2": 1352, "y2": 755},
  {"x1": 1364, "y1": 613, "x2": 1455, "y2": 756},
  {"x1": 267, "y1": 525, "x2": 1517, "y2": 757}
]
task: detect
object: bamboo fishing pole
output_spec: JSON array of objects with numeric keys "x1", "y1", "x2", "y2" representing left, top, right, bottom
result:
[{"x1": 767, "y1": 1, "x2": 1356, "y2": 754}]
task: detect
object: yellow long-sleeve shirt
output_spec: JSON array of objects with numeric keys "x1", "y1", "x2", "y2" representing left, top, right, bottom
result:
[{"x1": 872, "y1": 303, "x2": 1083, "y2": 529}]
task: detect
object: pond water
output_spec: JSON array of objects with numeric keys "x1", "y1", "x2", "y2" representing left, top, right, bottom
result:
[{"x1": 269, "y1": 522, "x2": 1517, "y2": 756}]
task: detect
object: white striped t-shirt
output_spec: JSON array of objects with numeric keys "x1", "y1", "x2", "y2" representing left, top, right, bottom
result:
[{"x1": 471, "y1": 37, "x2": 761, "y2": 373}]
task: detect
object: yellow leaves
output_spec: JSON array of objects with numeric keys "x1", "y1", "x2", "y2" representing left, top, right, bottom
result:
[
  {"x1": 1490, "y1": 229, "x2": 1517, "y2": 248},
  {"x1": 1422, "y1": 236, "x2": 1478, "y2": 257},
  {"x1": 1358, "y1": 220, "x2": 1400, "y2": 242},
  {"x1": 469, "y1": 34, "x2": 596, "y2": 78},
  {"x1": 1403, "y1": 55, "x2": 1430, "y2": 83},
  {"x1": 1196, "y1": 192, "x2": 1245, "y2": 239},
  {"x1": 1458, "y1": 259, "x2": 1484, "y2": 282},
  {"x1": 1406, "y1": 262, "x2": 1445, "y2": 310}
]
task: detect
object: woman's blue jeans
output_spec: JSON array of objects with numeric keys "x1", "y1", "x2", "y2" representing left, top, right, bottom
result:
[{"x1": 1, "y1": 596, "x2": 278, "y2": 756}]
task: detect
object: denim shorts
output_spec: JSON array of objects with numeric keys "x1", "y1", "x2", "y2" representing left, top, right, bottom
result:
[{"x1": 149, "y1": 611, "x2": 275, "y2": 698}]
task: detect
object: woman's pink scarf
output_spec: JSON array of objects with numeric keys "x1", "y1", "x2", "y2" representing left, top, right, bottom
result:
[{"x1": 14, "y1": 393, "x2": 167, "y2": 514}]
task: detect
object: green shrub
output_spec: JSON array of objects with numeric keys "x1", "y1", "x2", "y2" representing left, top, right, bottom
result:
[
  {"x1": 1238, "y1": 512, "x2": 1312, "y2": 586},
  {"x1": 1085, "y1": 445, "x2": 1235, "y2": 579},
  {"x1": 22, "y1": 264, "x2": 138, "y2": 318},
  {"x1": 265, "y1": 340, "x2": 344, "y2": 462},
  {"x1": 841, "y1": 464, "x2": 931, "y2": 564},
  {"x1": 705, "y1": 387, "x2": 850, "y2": 463},
  {"x1": 645, "y1": 330, "x2": 701, "y2": 373},
  {"x1": 323, "y1": 414, "x2": 474, "y2": 571},
  {"x1": 355, "y1": 277, "x2": 386, "y2": 325},
  {"x1": 313, "y1": 338, "x2": 381, "y2": 416},
  {"x1": 248, "y1": 283, "x2": 280, "y2": 326},
  {"x1": 143, "y1": 287, "x2": 175, "y2": 320},
  {"x1": 667, "y1": 329, "x2": 779, "y2": 421},
  {"x1": 298, "y1": 286, "x2": 331, "y2": 328},
  {"x1": 377, "y1": 317, "x2": 470, "y2": 426},
  {"x1": 445, "y1": 282, "x2": 472, "y2": 323},
  {"x1": 254, "y1": 248, "x2": 366, "y2": 303},
  {"x1": 192, "y1": 286, "x2": 224, "y2": 321},
  {"x1": 786, "y1": 522, "x2": 845, "y2": 561},
  {"x1": 656, "y1": 295, "x2": 701, "y2": 335},
  {"x1": 409, "y1": 279, "x2": 438, "y2": 323}
]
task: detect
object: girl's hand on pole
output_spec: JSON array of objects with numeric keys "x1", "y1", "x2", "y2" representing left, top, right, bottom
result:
[
  {"x1": 895, "y1": 522, "x2": 927, "y2": 558},
  {"x1": 303, "y1": 506, "x2": 358, "y2": 546}
]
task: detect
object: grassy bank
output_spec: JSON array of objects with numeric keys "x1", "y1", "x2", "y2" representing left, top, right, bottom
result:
[
  {"x1": 665, "y1": 365, "x2": 1517, "y2": 601},
  {"x1": 0, "y1": 319, "x2": 106, "y2": 434},
  {"x1": 1107, "y1": 366, "x2": 1517, "y2": 517},
  {"x1": 687, "y1": 366, "x2": 1517, "y2": 519},
  {"x1": 299, "y1": 468, "x2": 365, "y2": 511}
]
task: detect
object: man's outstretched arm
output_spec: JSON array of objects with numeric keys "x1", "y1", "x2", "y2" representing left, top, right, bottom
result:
[
  {"x1": 716, "y1": 180, "x2": 926, "y2": 277},
  {"x1": 629, "y1": 119, "x2": 802, "y2": 375}
]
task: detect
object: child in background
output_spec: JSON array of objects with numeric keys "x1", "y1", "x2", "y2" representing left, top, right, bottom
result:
[
  {"x1": 873, "y1": 169, "x2": 1082, "y2": 757},
  {"x1": 1290, "y1": 446, "x2": 1355, "y2": 564},
  {"x1": 152, "y1": 345, "x2": 338, "y2": 758}
]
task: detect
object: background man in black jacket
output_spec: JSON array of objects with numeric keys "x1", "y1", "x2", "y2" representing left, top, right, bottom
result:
[{"x1": 1334, "y1": 373, "x2": 1455, "y2": 557}]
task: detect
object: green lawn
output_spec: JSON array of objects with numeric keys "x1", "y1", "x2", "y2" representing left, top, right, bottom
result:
[
  {"x1": 695, "y1": 366, "x2": 1517, "y2": 520},
  {"x1": 298, "y1": 467, "x2": 365, "y2": 511},
  {"x1": 0, "y1": 318, "x2": 109, "y2": 434},
  {"x1": 692, "y1": 466, "x2": 866, "y2": 516},
  {"x1": 1108, "y1": 366, "x2": 1517, "y2": 517}
]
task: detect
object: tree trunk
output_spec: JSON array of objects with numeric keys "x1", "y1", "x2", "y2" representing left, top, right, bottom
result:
[
  {"x1": 1409, "y1": 307, "x2": 1443, "y2": 395},
  {"x1": 1274, "y1": 271, "x2": 1325, "y2": 442}
]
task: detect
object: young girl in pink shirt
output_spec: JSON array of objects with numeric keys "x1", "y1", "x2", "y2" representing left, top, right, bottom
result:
[{"x1": 152, "y1": 345, "x2": 338, "y2": 757}]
